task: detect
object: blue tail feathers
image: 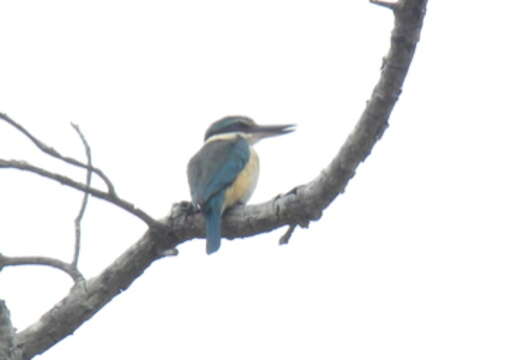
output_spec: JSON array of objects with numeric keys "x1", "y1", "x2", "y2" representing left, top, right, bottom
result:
[
  {"x1": 203, "y1": 192, "x2": 225, "y2": 254},
  {"x1": 205, "y1": 210, "x2": 222, "y2": 254}
]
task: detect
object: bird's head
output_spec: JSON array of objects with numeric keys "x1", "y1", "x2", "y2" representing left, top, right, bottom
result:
[{"x1": 204, "y1": 116, "x2": 295, "y2": 144}]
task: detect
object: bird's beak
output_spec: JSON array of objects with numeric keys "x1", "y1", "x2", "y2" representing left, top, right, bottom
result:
[{"x1": 250, "y1": 124, "x2": 296, "y2": 140}]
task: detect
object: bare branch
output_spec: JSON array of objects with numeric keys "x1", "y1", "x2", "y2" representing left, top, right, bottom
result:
[
  {"x1": 0, "y1": 300, "x2": 21, "y2": 360},
  {"x1": 0, "y1": 159, "x2": 156, "y2": 227},
  {"x1": 11, "y1": 0, "x2": 428, "y2": 358},
  {"x1": 0, "y1": 113, "x2": 117, "y2": 196},
  {"x1": 279, "y1": 224, "x2": 297, "y2": 245},
  {"x1": 167, "y1": 0, "x2": 429, "y2": 246},
  {"x1": 370, "y1": 0, "x2": 399, "y2": 11},
  {"x1": 70, "y1": 123, "x2": 92, "y2": 268},
  {"x1": 15, "y1": 229, "x2": 164, "y2": 360},
  {"x1": 0, "y1": 253, "x2": 84, "y2": 283}
]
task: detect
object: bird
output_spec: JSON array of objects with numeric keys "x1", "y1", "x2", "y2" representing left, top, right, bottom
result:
[{"x1": 187, "y1": 116, "x2": 295, "y2": 254}]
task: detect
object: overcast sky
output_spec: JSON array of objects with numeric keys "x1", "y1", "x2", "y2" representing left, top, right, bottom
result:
[{"x1": 1, "y1": 1, "x2": 507, "y2": 359}]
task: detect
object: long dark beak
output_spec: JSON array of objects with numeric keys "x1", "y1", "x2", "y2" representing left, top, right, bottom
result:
[{"x1": 251, "y1": 124, "x2": 296, "y2": 139}]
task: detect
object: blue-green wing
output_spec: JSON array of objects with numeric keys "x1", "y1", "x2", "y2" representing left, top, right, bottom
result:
[{"x1": 187, "y1": 137, "x2": 250, "y2": 207}]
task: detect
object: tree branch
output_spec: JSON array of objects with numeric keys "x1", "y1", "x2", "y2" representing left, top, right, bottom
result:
[
  {"x1": 167, "y1": 0, "x2": 429, "y2": 247},
  {"x1": 15, "y1": 229, "x2": 164, "y2": 360},
  {"x1": 279, "y1": 224, "x2": 297, "y2": 245},
  {"x1": 70, "y1": 123, "x2": 92, "y2": 268},
  {"x1": 0, "y1": 113, "x2": 117, "y2": 196},
  {"x1": 0, "y1": 159, "x2": 156, "y2": 227},
  {"x1": 11, "y1": 0, "x2": 428, "y2": 358},
  {"x1": 0, "y1": 300, "x2": 21, "y2": 360},
  {"x1": 0, "y1": 254, "x2": 84, "y2": 283}
]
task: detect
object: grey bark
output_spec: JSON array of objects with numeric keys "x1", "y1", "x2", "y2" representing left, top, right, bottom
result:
[{"x1": 0, "y1": 301, "x2": 21, "y2": 360}]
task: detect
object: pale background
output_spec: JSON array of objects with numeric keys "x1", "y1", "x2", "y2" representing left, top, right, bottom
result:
[{"x1": 1, "y1": 1, "x2": 507, "y2": 359}]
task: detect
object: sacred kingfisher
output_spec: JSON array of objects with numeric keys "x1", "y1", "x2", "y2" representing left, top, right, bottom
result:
[{"x1": 187, "y1": 116, "x2": 295, "y2": 254}]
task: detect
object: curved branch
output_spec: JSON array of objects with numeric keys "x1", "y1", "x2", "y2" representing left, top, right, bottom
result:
[
  {"x1": 0, "y1": 254, "x2": 84, "y2": 283},
  {"x1": 71, "y1": 124, "x2": 93, "y2": 268},
  {"x1": 0, "y1": 159, "x2": 156, "y2": 227},
  {"x1": 0, "y1": 113, "x2": 117, "y2": 196},
  {"x1": 168, "y1": 0, "x2": 428, "y2": 247},
  {"x1": 13, "y1": 1, "x2": 427, "y2": 358}
]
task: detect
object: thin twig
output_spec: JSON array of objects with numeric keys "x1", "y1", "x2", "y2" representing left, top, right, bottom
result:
[
  {"x1": 70, "y1": 123, "x2": 92, "y2": 268},
  {"x1": 0, "y1": 158, "x2": 157, "y2": 226},
  {"x1": 370, "y1": 0, "x2": 399, "y2": 11},
  {"x1": 0, "y1": 113, "x2": 117, "y2": 196},
  {"x1": 0, "y1": 253, "x2": 84, "y2": 283},
  {"x1": 279, "y1": 224, "x2": 297, "y2": 245}
]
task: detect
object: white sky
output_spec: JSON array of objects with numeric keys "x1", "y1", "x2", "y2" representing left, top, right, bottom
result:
[{"x1": 1, "y1": 1, "x2": 507, "y2": 359}]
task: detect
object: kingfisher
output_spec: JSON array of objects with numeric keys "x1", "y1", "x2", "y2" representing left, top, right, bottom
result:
[{"x1": 187, "y1": 116, "x2": 295, "y2": 254}]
